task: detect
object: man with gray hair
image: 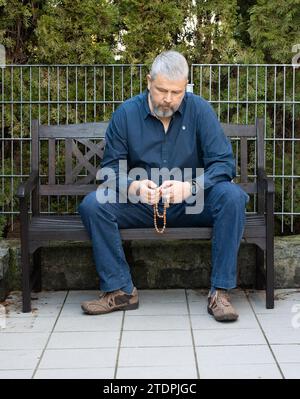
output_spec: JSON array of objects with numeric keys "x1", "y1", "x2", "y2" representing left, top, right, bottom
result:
[{"x1": 79, "y1": 50, "x2": 249, "y2": 322}]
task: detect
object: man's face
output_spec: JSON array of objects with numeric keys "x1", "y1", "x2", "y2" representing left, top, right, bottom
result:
[{"x1": 147, "y1": 74, "x2": 187, "y2": 118}]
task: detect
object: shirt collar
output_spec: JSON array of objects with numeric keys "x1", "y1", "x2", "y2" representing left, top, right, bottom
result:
[{"x1": 142, "y1": 89, "x2": 186, "y2": 120}]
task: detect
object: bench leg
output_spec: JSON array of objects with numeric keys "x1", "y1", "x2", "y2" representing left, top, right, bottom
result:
[
  {"x1": 20, "y1": 200, "x2": 31, "y2": 313},
  {"x1": 255, "y1": 246, "x2": 265, "y2": 290},
  {"x1": 21, "y1": 240, "x2": 31, "y2": 313},
  {"x1": 266, "y1": 236, "x2": 274, "y2": 309},
  {"x1": 32, "y1": 248, "x2": 42, "y2": 292}
]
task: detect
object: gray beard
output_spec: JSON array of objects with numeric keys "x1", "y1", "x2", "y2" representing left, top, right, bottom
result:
[
  {"x1": 149, "y1": 93, "x2": 176, "y2": 118},
  {"x1": 153, "y1": 106, "x2": 174, "y2": 118}
]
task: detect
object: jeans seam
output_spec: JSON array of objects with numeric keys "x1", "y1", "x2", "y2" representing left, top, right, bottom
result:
[{"x1": 114, "y1": 224, "x2": 130, "y2": 286}]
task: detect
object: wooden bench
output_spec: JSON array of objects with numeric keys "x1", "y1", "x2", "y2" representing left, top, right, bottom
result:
[{"x1": 17, "y1": 118, "x2": 275, "y2": 312}]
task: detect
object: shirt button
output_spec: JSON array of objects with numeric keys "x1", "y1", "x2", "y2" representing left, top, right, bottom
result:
[
  {"x1": 182, "y1": 125, "x2": 186, "y2": 130},
  {"x1": 163, "y1": 160, "x2": 167, "y2": 163}
]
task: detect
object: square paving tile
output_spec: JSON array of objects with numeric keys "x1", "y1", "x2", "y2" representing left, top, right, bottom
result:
[
  {"x1": 196, "y1": 345, "x2": 275, "y2": 366},
  {"x1": 0, "y1": 370, "x2": 34, "y2": 379},
  {"x1": 34, "y1": 368, "x2": 114, "y2": 379},
  {"x1": 47, "y1": 331, "x2": 120, "y2": 349},
  {"x1": 198, "y1": 363, "x2": 282, "y2": 379},
  {"x1": 256, "y1": 313, "x2": 298, "y2": 330},
  {"x1": 261, "y1": 327, "x2": 300, "y2": 344},
  {"x1": 0, "y1": 349, "x2": 42, "y2": 370},
  {"x1": 279, "y1": 363, "x2": 300, "y2": 379},
  {"x1": 271, "y1": 344, "x2": 300, "y2": 363},
  {"x1": 123, "y1": 315, "x2": 190, "y2": 331},
  {"x1": 2, "y1": 316, "x2": 58, "y2": 333},
  {"x1": 54, "y1": 314, "x2": 122, "y2": 332},
  {"x1": 38, "y1": 348, "x2": 118, "y2": 369},
  {"x1": 116, "y1": 366, "x2": 197, "y2": 379},
  {"x1": 118, "y1": 347, "x2": 195, "y2": 367},
  {"x1": 193, "y1": 328, "x2": 266, "y2": 346},
  {"x1": 126, "y1": 301, "x2": 189, "y2": 316},
  {"x1": 0, "y1": 332, "x2": 50, "y2": 350},
  {"x1": 121, "y1": 330, "x2": 193, "y2": 347}
]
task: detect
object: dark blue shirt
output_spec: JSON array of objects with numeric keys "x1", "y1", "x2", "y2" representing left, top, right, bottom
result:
[{"x1": 100, "y1": 89, "x2": 235, "y2": 195}]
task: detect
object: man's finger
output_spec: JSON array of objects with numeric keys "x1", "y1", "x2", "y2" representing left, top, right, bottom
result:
[
  {"x1": 160, "y1": 180, "x2": 174, "y2": 189},
  {"x1": 146, "y1": 180, "x2": 158, "y2": 189}
]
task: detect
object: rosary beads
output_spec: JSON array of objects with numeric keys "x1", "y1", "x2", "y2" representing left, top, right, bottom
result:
[{"x1": 153, "y1": 198, "x2": 169, "y2": 234}]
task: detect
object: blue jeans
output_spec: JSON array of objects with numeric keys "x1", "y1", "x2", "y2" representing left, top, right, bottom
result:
[{"x1": 78, "y1": 181, "x2": 249, "y2": 292}]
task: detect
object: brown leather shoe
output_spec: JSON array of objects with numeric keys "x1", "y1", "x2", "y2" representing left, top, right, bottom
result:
[
  {"x1": 81, "y1": 287, "x2": 139, "y2": 315},
  {"x1": 207, "y1": 289, "x2": 239, "y2": 322}
]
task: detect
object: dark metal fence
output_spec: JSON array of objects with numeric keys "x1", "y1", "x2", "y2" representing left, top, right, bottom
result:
[{"x1": 0, "y1": 64, "x2": 299, "y2": 233}]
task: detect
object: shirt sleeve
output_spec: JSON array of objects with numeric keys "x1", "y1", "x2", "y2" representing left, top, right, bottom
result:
[
  {"x1": 98, "y1": 107, "x2": 134, "y2": 197},
  {"x1": 195, "y1": 100, "x2": 236, "y2": 190}
]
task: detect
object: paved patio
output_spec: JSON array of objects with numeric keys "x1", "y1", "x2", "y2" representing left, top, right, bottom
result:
[{"x1": 0, "y1": 288, "x2": 300, "y2": 379}]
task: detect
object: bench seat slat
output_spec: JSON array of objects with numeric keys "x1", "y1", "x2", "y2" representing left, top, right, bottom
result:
[
  {"x1": 39, "y1": 122, "x2": 108, "y2": 138},
  {"x1": 39, "y1": 183, "x2": 258, "y2": 196},
  {"x1": 40, "y1": 185, "x2": 99, "y2": 195},
  {"x1": 28, "y1": 215, "x2": 266, "y2": 242}
]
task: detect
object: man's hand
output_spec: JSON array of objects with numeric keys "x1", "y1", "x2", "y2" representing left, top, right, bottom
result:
[
  {"x1": 128, "y1": 179, "x2": 161, "y2": 205},
  {"x1": 159, "y1": 180, "x2": 191, "y2": 204}
]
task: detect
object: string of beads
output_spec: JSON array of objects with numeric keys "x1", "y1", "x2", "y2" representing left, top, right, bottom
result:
[{"x1": 153, "y1": 198, "x2": 169, "y2": 234}]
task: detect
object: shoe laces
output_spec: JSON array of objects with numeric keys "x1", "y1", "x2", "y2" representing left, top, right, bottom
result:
[
  {"x1": 210, "y1": 290, "x2": 231, "y2": 308},
  {"x1": 99, "y1": 291, "x2": 117, "y2": 308}
]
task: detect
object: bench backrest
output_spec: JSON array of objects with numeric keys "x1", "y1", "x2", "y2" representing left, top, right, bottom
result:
[{"x1": 31, "y1": 117, "x2": 264, "y2": 202}]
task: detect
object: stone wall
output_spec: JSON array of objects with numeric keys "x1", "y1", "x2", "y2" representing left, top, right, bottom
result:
[{"x1": 1, "y1": 236, "x2": 300, "y2": 298}]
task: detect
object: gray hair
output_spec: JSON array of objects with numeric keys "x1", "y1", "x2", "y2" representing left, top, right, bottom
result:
[{"x1": 150, "y1": 51, "x2": 189, "y2": 81}]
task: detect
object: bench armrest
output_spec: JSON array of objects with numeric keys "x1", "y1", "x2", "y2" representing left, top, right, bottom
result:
[
  {"x1": 16, "y1": 171, "x2": 39, "y2": 199},
  {"x1": 257, "y1": 168, "x2": 275, "y2": 194}
]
